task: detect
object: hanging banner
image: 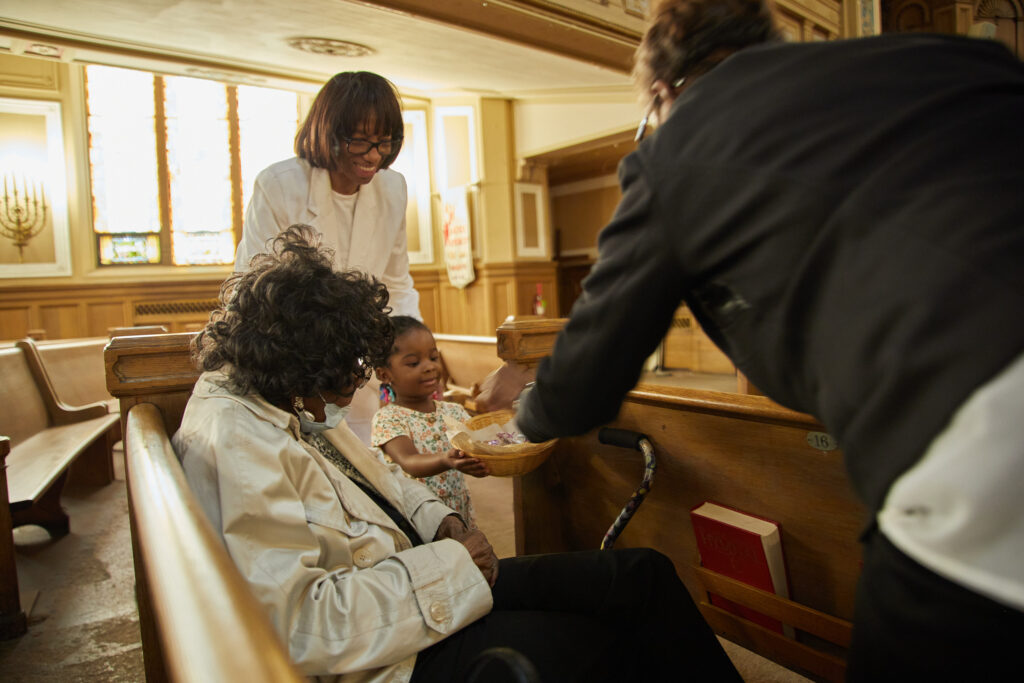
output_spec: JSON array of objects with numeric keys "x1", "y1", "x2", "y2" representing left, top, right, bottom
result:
[{"x1": 441, "y1": 186, "x2": 475, "y2": 289}]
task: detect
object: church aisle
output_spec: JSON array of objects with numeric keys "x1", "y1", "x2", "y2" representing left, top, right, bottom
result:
[{"x1": 0, "y1": 452, "x2": 143, "y2": 682}]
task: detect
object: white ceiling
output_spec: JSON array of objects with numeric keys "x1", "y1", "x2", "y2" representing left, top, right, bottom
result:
[{"x1": 0, "y1": 0, "x2": 636, "y2": 98}]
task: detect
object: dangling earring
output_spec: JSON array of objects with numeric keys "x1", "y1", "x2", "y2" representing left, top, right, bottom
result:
[
  {"x1": 292, "y1": 396, "x2": 313, "y2": 420},
  {"x1": 379, "y1": 382, "x2": 395, "y2": 405}
]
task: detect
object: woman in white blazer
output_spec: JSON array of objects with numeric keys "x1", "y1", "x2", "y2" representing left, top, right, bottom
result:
[
  {"x1": 235, "y1": 71, "x2": 420, "y2": 445},
  {"x1": 185, "y1": 226, "x2": 740, "y2": 683}
]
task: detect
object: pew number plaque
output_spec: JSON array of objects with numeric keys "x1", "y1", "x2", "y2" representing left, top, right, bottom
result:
[{"x1": 806, "y1": 431, "x2": 838, "y2": 451}]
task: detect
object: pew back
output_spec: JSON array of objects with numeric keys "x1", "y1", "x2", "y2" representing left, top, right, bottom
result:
[
  {"x1": 499, "y1": 317, "x2": 864, "y2": 682},
  {"x1": 106, "y1": 333, "x2": 304, "y2": 682},
  {"x1": 123, "y1": 402, "x2": 303, "y2": 683},
  {"x1": 434, "y1": 333, "x2": 504, "y2": 411},
  {"x1": 34, "y1": 337, "x2": 115, "y2": 409},
  {"x1": 0, "y1": 346, "x2": 52, "y2": 446}
]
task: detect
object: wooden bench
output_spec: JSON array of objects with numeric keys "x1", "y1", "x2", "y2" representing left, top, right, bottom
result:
[
  {"x1": 0, "y1": 338, "x2": 120, "y2": 639},
  {"x1": 435, "y1": 333, "x2": 504, "y2": 412},
  {"x1": 497, "y1": 317, "x2": 864, "y2": 682},
  {"x1": 105, "y1": 333, "x2": 304, "y2": 681},
  {"x1": 33, "y1": 336, "x2": 120, "y2": 412}
]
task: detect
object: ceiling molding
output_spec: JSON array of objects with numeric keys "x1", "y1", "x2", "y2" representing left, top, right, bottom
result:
[
  {"x1": 358, "y1": 0, "x2": 639, "y2": 73},
  {"x1": 0, "y1": 21, "x2": 329, "y2": 90}
]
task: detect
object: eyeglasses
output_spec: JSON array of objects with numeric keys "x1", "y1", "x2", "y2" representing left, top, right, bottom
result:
[
  {"x1": 634, "y1": 77, "x2": 686, "y2": 143},
  {"x1": 340, "y1": 136, "x2": 401, "y2": 156},
  {"x1": 634, "y1": 98, "x2": 659, "y2": 143}
]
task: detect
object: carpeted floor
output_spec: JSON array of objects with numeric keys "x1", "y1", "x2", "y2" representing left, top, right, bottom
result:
[{"x1": 1, "y1": 448, "x2": 809, "y2": 682}]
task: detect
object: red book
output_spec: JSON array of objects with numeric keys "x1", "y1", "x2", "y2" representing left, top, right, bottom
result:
[{"x1": 690, "y1": 501, "x2": 792, "y2": 636}]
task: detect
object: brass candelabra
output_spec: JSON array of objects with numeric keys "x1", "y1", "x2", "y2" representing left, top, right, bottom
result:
[{"x1": 0, "y1": 174, "x2": 48, "y2": 263}]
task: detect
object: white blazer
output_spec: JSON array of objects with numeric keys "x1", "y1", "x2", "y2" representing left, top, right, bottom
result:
[{"x1": 235, "y1": 156, "x2": 421, "y2": 319}]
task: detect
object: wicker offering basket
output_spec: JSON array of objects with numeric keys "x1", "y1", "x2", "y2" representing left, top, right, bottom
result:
[{"x1": 450, "y1": 409, "x2": 557, "y2": 477}]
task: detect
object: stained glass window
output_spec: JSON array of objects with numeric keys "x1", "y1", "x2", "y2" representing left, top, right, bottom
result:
[
  {"x1": 86, "y1": 66, "x2": 161, "y2": 242},
  {"x1": 164, "y1": 76, "x2": 233, "y2": 265},
  {"x1": 85, "y1": 65, "x2": 299, "y2": 267}
]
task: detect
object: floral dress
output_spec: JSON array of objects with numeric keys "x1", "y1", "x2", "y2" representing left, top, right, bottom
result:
[{"x1": 371, "y1": 400, "x2": 476, "y2": 527}]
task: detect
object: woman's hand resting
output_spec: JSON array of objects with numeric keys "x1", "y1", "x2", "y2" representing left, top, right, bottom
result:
[{"x1": 434, "y1": 514, "x2": 499, "y2": 586}]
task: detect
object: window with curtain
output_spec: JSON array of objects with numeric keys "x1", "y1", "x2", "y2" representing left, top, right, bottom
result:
[{"x1": 85, "y1": 65, "x2": 298, "y2": 266}]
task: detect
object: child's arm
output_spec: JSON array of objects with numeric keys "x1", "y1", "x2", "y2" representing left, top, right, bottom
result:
[{"x1": 379, "y1": 435, "x2": 489, "y2": 478}]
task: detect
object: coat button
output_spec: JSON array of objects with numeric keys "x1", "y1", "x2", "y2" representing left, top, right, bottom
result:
[
  {"x1": 429, "y1": 602, "x2": 448, "y2": 623},
  {"x1": 354, "y1": 549, "x2": 374, "y2": 568}
]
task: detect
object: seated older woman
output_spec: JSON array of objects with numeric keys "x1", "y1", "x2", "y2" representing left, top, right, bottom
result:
[{"x1": 173, "y1": 225, "x2": 739, "y2": 683}]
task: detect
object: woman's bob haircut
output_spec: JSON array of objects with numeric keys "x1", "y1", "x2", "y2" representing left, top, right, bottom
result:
[{"x1": 295, "y1": 71, "x2": 405, "y2": 170}]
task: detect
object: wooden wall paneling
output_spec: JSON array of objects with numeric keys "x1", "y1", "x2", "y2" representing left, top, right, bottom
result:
[
  {"x1": 0, "y1": 280, "x2": 224, "y2": 341},
  {"x1": 773, "y1": 0, "x2": 842, "y2": 37},
  {"x1": 697, "y1": 329, "x2": 736, "y2": 374},
  {"x1": 662, "y1": 305, "x2": 734, "y2": 374},
  {"x1": 410, "y1": 262, "x2": 558, "y2": 335},
  {"x1": 438, "y1": 284, "x2": 473, "y2": 335},
  {"x1": 774, "y1": 7, "x2": 806, "y2": 40},
  {"x1": 38, "y1": 304, "x2": 81, "y2": 340},
  {"x1": 86, "y1": 301, "x2": 129, "y2": 337},
  {"x1": 549, "y1": 179, "x2": 619, "y2": 255},
  {"x1": 487, "y1": 279, "x2": 514, "y2": 335},
  {"x1": 0, "y1": 306, "x2": 32, "y2": 342},
  {"x1": 662, "y1": 309, "x2": 696, "y2": 369},
  {"x1": 555, "y1": 259, "x2": 592, "y2": 316},
  {"x1": 410, "y1": 268, "x2": 441, "y2": 333}
]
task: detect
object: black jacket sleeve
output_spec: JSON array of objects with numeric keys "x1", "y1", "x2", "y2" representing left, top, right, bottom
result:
[{"x1": 517, "y1": 151, "x2": 688, "y2": 442}]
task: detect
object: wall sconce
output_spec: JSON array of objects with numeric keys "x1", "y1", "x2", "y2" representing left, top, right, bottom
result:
[{"x1": 0, "y1": 173, "x2": 48, "y2": 263}]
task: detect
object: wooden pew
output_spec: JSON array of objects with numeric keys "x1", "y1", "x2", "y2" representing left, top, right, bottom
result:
[
  {"x1": 108, "y1": 325, "x2": 170, "y2": 338},
  {"x1": 0, "y1": 338, "x2": 120, "y2": 639},
  {"x1": 434, "y1": 333, "x2": 504, "y2": 412},
  {"x1": 105, "y1": 333, "x2": 304, "y2": 682},
  {"x1": 34, "y1": 336, "x2": 120, "y2": 412},
  {"x1": 498, "y1": 317, "x2": 865, "y2": 683}
]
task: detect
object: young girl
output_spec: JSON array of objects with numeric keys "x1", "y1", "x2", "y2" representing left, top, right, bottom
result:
[{"x1": 371, "y1": 316, "x2": 488, "y2": 526}]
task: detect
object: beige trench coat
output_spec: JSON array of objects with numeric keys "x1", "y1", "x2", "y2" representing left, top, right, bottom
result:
[{"x1": 172, "y1": 371, "x2": 493, "y2": 682}]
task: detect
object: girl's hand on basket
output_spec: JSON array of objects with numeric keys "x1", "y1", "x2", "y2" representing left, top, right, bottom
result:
[{"x1": 446, "y1": 449, "x2": 490, "y2": 477}]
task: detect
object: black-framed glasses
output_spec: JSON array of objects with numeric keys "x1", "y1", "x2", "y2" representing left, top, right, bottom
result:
[
  {"x1": 634, "y1": 77, "x2": 686, "y2": 143},
  {"x1": 341, "y1": 136, "x2": 401, "y2": 156},
  {"x1": 634, "y1": 98, "x2": 659, "y2": 143}
]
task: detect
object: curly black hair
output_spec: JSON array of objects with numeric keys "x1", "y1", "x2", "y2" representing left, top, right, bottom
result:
[
  {"x1": 633, "y1": 0, "x2": 779, "y2": 94},
  {"x1": 194, "y1": 225, "x2": 394, "y2": 408},
  {"x1": 385, "y1": 315, "x2": 430, "y2": 358}
]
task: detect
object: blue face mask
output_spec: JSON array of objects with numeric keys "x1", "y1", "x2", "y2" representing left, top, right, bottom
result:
[{"x1": 297, "y1": 395, "x2": 351, "y2": 434}]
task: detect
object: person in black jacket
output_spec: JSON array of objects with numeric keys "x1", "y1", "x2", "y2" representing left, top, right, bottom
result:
[{"x1": 479, "y1": 0, "x2": 1024, "y2": 678}]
